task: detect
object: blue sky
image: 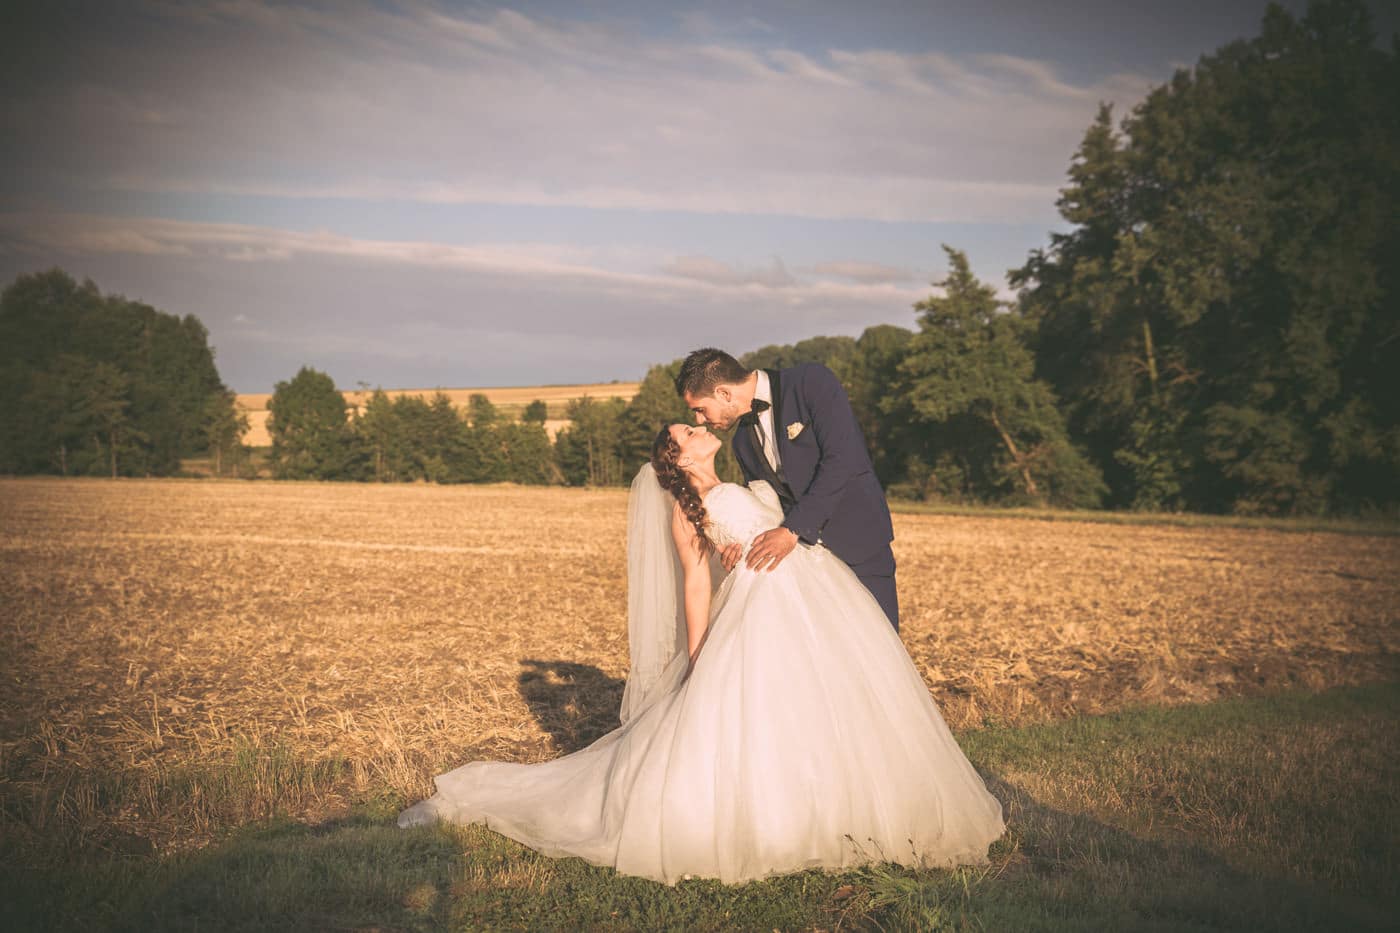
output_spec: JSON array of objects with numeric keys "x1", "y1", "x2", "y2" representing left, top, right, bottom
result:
[{"x1": 2, "y1": 0, "x2": 1385, "y2": 392}]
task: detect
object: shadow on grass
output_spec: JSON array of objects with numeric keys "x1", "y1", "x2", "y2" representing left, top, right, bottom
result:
[
  {"x1": 5, "y1": 805, "x2": 467, "y2": 933},
  {"x1": 9, "y1": 684, "x2": 1395, "y2": 931},
  {"x1": 19, "y1": 771, "x2": 1383, "y2": 933},
  {"x1": 961, "y1": 772, "x2": 1391, "y2": 932},
  {"x1": 517, "y1": 659, "x2": 624, "y2": 753}
]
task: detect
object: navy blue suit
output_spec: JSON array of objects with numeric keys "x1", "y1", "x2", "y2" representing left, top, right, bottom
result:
[{"x1": 731, "y1": 364, "x2": 899, "y2": 629}]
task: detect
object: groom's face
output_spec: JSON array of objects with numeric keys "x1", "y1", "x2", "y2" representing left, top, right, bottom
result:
[{"x1": 684, "y1": 385, "x2": 743, "y2": 431}]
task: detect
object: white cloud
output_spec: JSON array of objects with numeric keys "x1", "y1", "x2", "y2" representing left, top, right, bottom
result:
[
  {"x1": 0, "y1": 211, "x2": 937, "y2": 390},
  {"x1": 0, "y1": 212, "x2": 925, "y2": 311},
  {"x1": 9, "y1": 2, "x2": 1157, "y2": 225},
  {"x1": 662, "y1": 255, "x2": 795, "y2": 288},
  {"x1": 811, "y1": 260, "x2": 912, "y2": 285}
]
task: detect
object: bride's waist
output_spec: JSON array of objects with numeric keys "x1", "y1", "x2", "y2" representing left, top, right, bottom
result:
[{"x1": 729, "y1": 540, "x2": 830, "y2": 572}]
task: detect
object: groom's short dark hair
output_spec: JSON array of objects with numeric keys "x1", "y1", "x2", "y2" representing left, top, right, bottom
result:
[{"x1": 675, "y1": 348, "x2": 750, "y2": 398}]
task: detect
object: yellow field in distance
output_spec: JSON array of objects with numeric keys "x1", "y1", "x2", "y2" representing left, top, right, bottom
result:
[{"x1": 235, "y1": 382, "x2": 641, "y2": 446}]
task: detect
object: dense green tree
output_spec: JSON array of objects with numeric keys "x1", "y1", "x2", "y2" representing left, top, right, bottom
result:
[
  {"x1": 741, "y1": 336, "x2": 859, "y2": 385},
  {"x1": 18, "y1": 354, "x2": 97, "y2": 475},
  {"x1": 521, "y1": 399, "x2": 549, "y2": 423},
  {"x1": 388, "y1": 394, "x2": 439, "y2": 481},
  {"x1": 17, "y1": 353, "x2": 140, "y2": 477},
  {"x1": 419, "y1": 393, "x2": 467, "y2": 483},
  {"x1": 846, "y1": 324, "x2": 916, "y2": 486},
  {"x1": 267, "y1": 367, "x2": 358, "y2": 480},
  {"x1": 355, "y1": 389, "x2": 399, "y2": 481},
  {"x1": 0, "y1": 269, "x2": 231, "y2": 476},
  {"x1": 555, "y1": 396, "x2": 628, "y2": 486},
  {"x1": 351, "y1": 389, "x2": 554, "y2": 485},
  {"x1": 496, "y1": 421, "x2": 555, "y2": 484},
  {"x1": 1014, "y1": 0, "x2": 1399, "y2": 514},
  {"x1": 467, "y1": 393, "x2": 499, "y2": 427},
  {"x1": 203, "y1": 388, "x2": 249, "y2": 476},
  {"x1": 897, "y1": 247, "x2": 1104, "y2": 507},
  {"x1": 86, "y1": 361, "x2": 141, "y2": 478}
]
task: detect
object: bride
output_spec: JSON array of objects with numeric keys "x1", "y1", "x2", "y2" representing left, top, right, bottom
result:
[{"x1": 397, "y1": 423, "x2": 1005, "y2": 884}]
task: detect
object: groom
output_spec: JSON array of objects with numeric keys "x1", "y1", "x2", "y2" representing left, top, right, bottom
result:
[{"x1": 675, "y1": 348, "x2": 899, "y2": 630}]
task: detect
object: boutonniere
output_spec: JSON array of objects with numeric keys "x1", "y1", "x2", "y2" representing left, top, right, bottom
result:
[{"x1": 786, "y1": 421, "x2": 805, "y2": 440}]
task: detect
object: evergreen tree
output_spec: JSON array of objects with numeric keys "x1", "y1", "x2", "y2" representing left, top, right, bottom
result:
[
  {"x1": 898, "y1": 247, "x2": 1104, "y2": 507},
  {"x1": 86, "y1": 362, "x2": 141, "y2": 478},
  {"x1": 203, "y1": 388, "x2": 249, "y2": 476},
  {"x1": 741, "y1": 336, "x2": 859, "y2": 385},
  {"x1": 555, "y1": 396, "x2": 628, "y2": 486},
  {"x1": 847, "y1": 324, "x2": 916, "y2": 488},
  {"x1": 17, "y1": 353, "x2": 140, "y2": 477},
  {"x1": 498, "y1": 421, "x2": 555, "y2": 484},
  {"x1": 355, "y1": 388, "x2": 398, "y2": 481},
  {"x1": 267, "y1": 367, "x2": 357, "y2": 480},
  {"x1": 18, "y1": 354, "x2": 96, "y2": 475},
  {"x1": 424, "y1": 392, "x2": 468, "y2": 482},
  {"x1": 467, "y1": 393, "x2": 499, "y2": 427}
]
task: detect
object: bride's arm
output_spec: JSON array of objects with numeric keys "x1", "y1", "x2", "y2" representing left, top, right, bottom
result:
[{"x1": 670, "y1": 502, "x2": 712, "y2": 661}]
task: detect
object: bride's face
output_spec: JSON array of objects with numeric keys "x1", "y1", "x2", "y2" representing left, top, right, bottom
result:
[{"x1": 669, "y1": 423, "x2": 721, "y2": 470}]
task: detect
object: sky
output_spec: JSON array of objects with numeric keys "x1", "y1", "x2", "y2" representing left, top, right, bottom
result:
[{"x1": 2, "y1": 0, "x2": 1387, "y2": 392}]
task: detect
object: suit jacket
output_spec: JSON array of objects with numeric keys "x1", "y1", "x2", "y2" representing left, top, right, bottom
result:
[{"x1": 732, "y1": 363, "x2": 894, "y2": 565}]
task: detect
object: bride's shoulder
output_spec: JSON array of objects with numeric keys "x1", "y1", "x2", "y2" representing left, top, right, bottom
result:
[
  {"x1": 745, "y1": 480, "x2": 782, "y2": 509},
  {"x1": 704, "y1": 481, "x2": 771, "y2": 504},
  {"x1": 702, "y1": 482, "x2": 739, "y2": 504}
]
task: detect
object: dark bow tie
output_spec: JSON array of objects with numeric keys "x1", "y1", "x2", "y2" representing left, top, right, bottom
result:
[{"x1": 737, "y1": 398, "x2": 770, "y2": 428}]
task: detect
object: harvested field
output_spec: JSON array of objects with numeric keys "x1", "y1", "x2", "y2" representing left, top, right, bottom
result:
[{"x1": 1, "y1": 477, "x2": 1397, "y2": 854}]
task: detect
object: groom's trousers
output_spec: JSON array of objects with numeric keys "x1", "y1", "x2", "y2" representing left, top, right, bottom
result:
[{"x1": 847, "y1": 547, "x2": 899, "y2": 632}]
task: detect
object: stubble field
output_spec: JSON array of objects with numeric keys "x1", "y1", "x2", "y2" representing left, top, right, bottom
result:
[
  {"x1": 1, "y1": 477, "x2": 1398, "y2": 928},
  {"x1": 3, "y1": 477, "x2": 1396, "y2": 845}
]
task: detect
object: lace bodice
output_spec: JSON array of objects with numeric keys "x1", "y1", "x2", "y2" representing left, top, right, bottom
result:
[{"x1": 702, "y1": 481, "x2": 785, "y2": 556}]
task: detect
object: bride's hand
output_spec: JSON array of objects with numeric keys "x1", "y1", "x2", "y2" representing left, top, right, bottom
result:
[{"x1": 719, "y1": 542, "x2": 742, "y2": 573}]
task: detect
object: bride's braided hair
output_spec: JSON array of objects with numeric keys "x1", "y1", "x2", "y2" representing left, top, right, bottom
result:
[{"x1": 651, "y1": 426, "x2": 714, "y2": 556}]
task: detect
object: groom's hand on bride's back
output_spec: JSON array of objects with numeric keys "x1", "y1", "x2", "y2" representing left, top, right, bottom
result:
[
  {"x1": 746, "y1": 527, "x2": 798, "y2": 572},
  {"x1": 720, "y1": 542, "x2": 742, "y2": 573}
]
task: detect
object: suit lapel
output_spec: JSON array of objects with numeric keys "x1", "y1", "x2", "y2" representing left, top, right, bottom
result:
[
  {"x1": 766, "y1": 368, "x2": 784, "y2": 444},
  {"x1": 759, "y1": 368, "x2": 795, "y2": 504},
  {"x1": 732, "y1": 422, "x2": 760, "y2": 483},
  {"x1": 746, "y1": 424, "x2": 787, "y2": 494}
]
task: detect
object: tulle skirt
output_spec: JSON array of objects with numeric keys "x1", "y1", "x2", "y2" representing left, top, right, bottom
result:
[{"x1": 398, "y1": 544, "x2": 1005, "y2": 884}]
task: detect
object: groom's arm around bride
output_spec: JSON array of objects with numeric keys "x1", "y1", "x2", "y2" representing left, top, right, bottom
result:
[{"x1": 675, "y1": 348, "x2": 900, "y2": 630}]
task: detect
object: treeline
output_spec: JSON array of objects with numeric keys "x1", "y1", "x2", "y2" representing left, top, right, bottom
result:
[
  {"x1": 0, "y1": 269, "x2": 245, "y2": 477},
  {"x1": 263, "y1": 368, "x2": 555, "y2": 484},
  {"x1": 259, "y1": 365, "x2": 738, "y2": 488}
]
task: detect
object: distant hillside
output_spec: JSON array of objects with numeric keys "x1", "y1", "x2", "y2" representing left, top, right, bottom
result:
[{"x1": 235, "y1": 382, "x2": 640, "y2": 446}]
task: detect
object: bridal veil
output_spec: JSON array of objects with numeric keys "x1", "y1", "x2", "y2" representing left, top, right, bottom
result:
[{"x1": 620, "y1": 463, "x2": 688, "y2": 723}]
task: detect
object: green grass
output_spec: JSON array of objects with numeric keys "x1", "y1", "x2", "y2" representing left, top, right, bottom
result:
[
  {"x1": 886, "y1": 499, "x2": 1400, "y2": 537},
  {"x1": 5, "y1": 684, "x2": 1396, "y2": 931}
]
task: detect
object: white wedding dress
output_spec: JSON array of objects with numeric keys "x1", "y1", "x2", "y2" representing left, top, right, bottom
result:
[{"x1": 398, "y1": 479, "x2": 1004, "y2": 884}]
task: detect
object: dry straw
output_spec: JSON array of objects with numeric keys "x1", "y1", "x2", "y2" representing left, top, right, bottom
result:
[{"x1": 2, "y1": 477, "x2": 1397, "y2": 852}]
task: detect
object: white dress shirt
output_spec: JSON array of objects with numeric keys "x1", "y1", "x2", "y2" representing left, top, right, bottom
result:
[{"x1": 753, "y1": 370, "x2": 781, "y2": 474}]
